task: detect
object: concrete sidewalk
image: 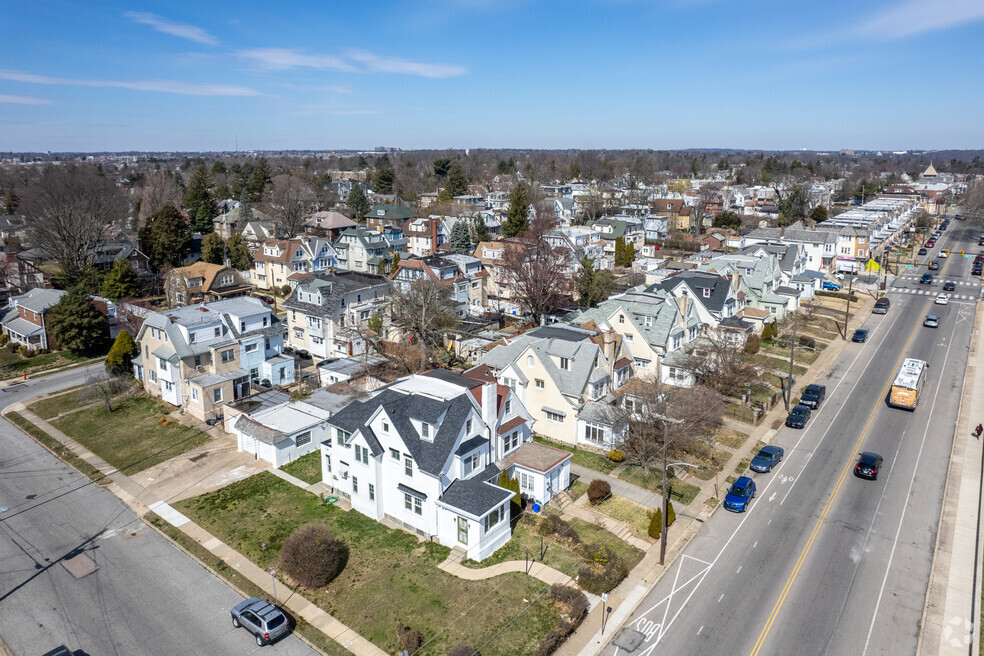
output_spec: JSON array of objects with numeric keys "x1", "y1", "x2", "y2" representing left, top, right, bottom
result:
[
  {"x1": 3, "y1": 403, "x2": 386, "y2": 656},
  {"x1": 919, "y1": 302, "x2": 984, "y2": 654}
]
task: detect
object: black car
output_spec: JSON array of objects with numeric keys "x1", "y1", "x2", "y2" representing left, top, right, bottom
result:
[
  {"x1": 854, "y1": 452, "x2": 884, "y2": 480},
  {"x1": 750, "y1": 445, "x2": 785, "y2": 473},
  {"x1": 851, "y1": 328, "x2": 869, "y2": 342},
  {"x1": 920, "y1": 273, "x2": 933, "y2": 284},
  {"x1": 785, "y1": 404, "x2": 812, "y2": 429},
  {"x1": 943, "y1": 281, "x2": 956, "y2": 291},
  {"x1": 800, "y1": 383, "x2": 826, "y2": 409},
  {"x1": 918, "y1": 248, "x2": 928, "y2": 256}
]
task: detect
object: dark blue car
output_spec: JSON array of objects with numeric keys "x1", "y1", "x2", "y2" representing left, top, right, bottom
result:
[
  {"x1": 725, "y1": 476, "x2": 756, "y2": 512},
  {"x1": 785, "y1": 404, "x2": 812, "y2": 429},
  {"x1": 750, "y1": 445, "x2": 784, "y2": 473}
]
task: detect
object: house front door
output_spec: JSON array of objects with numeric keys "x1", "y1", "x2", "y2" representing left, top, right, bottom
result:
[{"x1": 457, "y1": 517, "x2": 468, "y2": 545}]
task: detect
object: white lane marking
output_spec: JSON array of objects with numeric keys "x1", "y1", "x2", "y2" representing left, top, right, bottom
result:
[
  {"x1": 753, "y1": 541, "x2": 758, "y2": 549},
  {"x1": 768, "y1": 519, "x2": 772, "y2": 525},
  {"x1": 769, "y1": 492, "x2": 777, "y2": 502},
  {"x1": 861, "y1": 307, "x2": 961, "y2": 655},
  {"x1": 736, "y1": 566, "x2": 742, "y2": 574},
  {"x1": 698, "y1": 625, "x2": 704, "y2": 636},
  {"x1": 628, "y1": 304, "x2": 907, "y2": 651}
]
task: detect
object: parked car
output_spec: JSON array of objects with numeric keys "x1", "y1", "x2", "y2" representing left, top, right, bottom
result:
[
  {"x1": 800, "y1": 383, "x2": 826, "y2": 409},
  {"x1": 928, "y1": 261, "x2": 939, "y2": 270},
  {"x1": 943, "y1": 281, "x2": 956, "y2": 291},
  {"x1": 926, "y1": 240, "x2": 936, "y2": 247},
  {"x1": 872, "y1": 298, "x2": 891, "y2": 314},
  {"x1": 920, "y1": 273, "x2": 933, "y2": 284},
  {"x1": 724, "y1": 476, "x2": 756, "y2": 512},
  {"x1": 785, "y1": 404, "x2": 812, "y2": 429},
  {"x1": 750, "y1": 446, "x2": 785, "y2": 473},
  {"x1": 851, "y1": 328, "x2": 869, "y2": 342},
  {"x1": 923, "y1": 315, "x2": 939, "y2": 328},
  {"x1": 974, "y1": 266, "x2": 983, "y2": 277},
  {"x1": 918, "y1": 248, "x2": 928, "y2": 256},
  {"x1": 822, "y1": 280, "x2": 841, "y2": 291},
  {"x1": 854, "y1": 452, "x2": 884, "y2": 480},
  {"x1": 935, "y1": 293, "x2": 949, "y2": 305},
  {"x1": 231, "y1": 598, "x2": 290, "y2": 646},
  {"x1": 254, "y1": 294, "x2": 275, "y2": 305}
]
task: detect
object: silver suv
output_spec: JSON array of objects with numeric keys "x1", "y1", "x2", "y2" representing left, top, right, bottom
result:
[{"x1": 231, "y1": 597, "x2": 290, "y2": 646}]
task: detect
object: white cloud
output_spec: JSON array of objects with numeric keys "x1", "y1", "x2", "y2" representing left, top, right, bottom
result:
[
  {"x1": 124, "y1": 12, "x2": 219, "y2": 46},
  {"x1": 345, "y1": 50, "x2": 467, "y2": 78},
  {"x1": 236, "y1": 48, "x2": 466, "y2": 78},
  {"x1": 236, "y1": 48, "x2": 355, "y2": 72},
  {"x1": 0, "y1": 70, "x2": 259, "y2": 96},
  {"x1": 0, "y1": 93, "x2": 51, "y2": 105},
  {"x1": 854, "y1": 0, "x2": 984, "y2": 40}
]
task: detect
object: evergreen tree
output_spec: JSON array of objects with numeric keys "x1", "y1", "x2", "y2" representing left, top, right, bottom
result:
[
  {"x1": 809, "y1": 205, "x2": 828, "y2": 223},
  {"x1": 614, "y1": 236, "x2": 626, "y2": 266},
  {"x1": 3, "y1": 188, "x2": 19, "y2": 214},
  {"x1": 227, "y1": 234, "x2": 251, "y2": 270},
  {"x1": 648, "y1": 508, "x2": 662, "y2": 539},
  {"x1": 576, "y1": 256, "x2": 596, "y2": 306},
  {"x1": 623, "y1": 241, "x2": 636, "y2": 265},
  {"x1": 138, "y1": 205, "x2": 192, "y2": 271},
  {"x1": 47, "y1": 286, "x2": 109, "y2": 356},
  {"x1": 372, "y1": 168, "x2": 395, "y2": 194},
  {"x1": 191, "y1": 199, "x2": 216, "y2": 234},
  {"x1": 501, "y1": 183, "x2": 531, "y2": 238},
  {"x1": 100, "y1": 257, "x2": 141, "y2": 302},
  {"x1": 105, "y1": 329, "x2": 137, "y2": 375},
  {"x1": 432, "y1": 158, "x2": 452, "y2": 178},
  {"x1": 445, "y1": 161, "x2": 469, "y2": 198},
  {"x1": 238, "y1": 188, "x2": 254, "y2": 225},
  {"x1": 201, "y1": 232, "x2": 225, "y2": 264},
  {"x1": 449, "y1": 220, "x2": 472, "y2": 253},
  {"x1": 347, "y1": 184, "x2": 370, "y2": 219},
  {"x1": 667, "y1": 501, "x2": 676, "y2": 527},
  {"x1": 247, "y1": 158, "x2": 272, "y2": 202},
  {"x1": 471, "y1": 215, "x2": 489, "y2": 244},
  {"x1": 391, "y1": 252, "x2": 401, "y2": 275},
  {"x1": 182, "y1": 165, "x2": 212, "y2": 219}
]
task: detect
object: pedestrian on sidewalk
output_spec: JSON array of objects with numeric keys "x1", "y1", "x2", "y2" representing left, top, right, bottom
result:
[{"x1": 975, "y1": 423, "x2": 982, "y2": 439}]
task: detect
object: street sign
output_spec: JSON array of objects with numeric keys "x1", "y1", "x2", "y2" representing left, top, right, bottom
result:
[{"x1": 602, "y1": 593, "x2": 608, "y2": 603}]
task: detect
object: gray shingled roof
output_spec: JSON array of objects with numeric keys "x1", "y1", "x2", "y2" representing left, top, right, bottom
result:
[
  {"x1": 438, "y1": 478, "x2": 513, "y2": 517},
  {"x1": 283, "y1": 271, "x2": 392, "y2": 318},
  {"x1": 476, "y1": 334, "x2": 604, "y2": 399},
  {"x1": 651, "y1": 271, "x2": 732, "y2": 314},
  {"x1": 234, "y1": 415, "x2": 287, "y2": 445},
  {"x1": 13, "y1": 288, "x2": 66, "y2": 313},
  {"x1": 327, "y1": 388, "x2": 473, "y2": 476}
]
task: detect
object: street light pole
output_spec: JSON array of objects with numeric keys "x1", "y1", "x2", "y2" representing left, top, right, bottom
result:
[
  {"x1": 784, "y1": 304, "x2": 798, "y2": 411},
  {"x1": 843, "y1": 273, "x2": 855, "y2": 339}
]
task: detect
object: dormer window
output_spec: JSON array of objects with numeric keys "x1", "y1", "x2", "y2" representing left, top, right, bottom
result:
[
  {"x1": 465, "y1": 419, "x2": 472, "y2": 434},
  {"x1": 702, "y1": 288, "x2": 711, "y2": 298},
  {"x1": 618, "y1": 315, "x2": 625, "y2": 324},
  {"x1": 559, "y1": 357, "x2": 569, "y2": 370},
  {"x1": 421, "y1": 423, "x2": 430, "y2": 439},
  {"x1": 527, "y1": 355, "x2": 533, "y2": 368}
]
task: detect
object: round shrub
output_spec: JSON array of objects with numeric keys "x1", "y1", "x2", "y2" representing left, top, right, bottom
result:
[
  {"x1": 281, "y1": 284, "x2": 292, "y2": 297},
  {"x1": 586, "y1": 479, "x2": 611, "y2": 505},
  {"x1": 537, "y1": 514, "x2": 581, "y2": 545},
  {"x1": 0, "y1": 333, "x2": 9, "y2": 346},
  {"x1": 280, "y1": 523, "x2": 344, "y2": 589},
  {"x1": 7, "y1": 341, "x2": 19, "y2": 353},
  {"x1": 608, "y1": 448, "x2": 625, "y2": 463},
  {"x1": 397, "y1": 622, "x2": 424, "y2": 654},
  {"x1": 17, "y1": 344, "x2": 29, "y2": 356},
  {"x1": 648, "y1": 508, "x2": 662, "y2": 539},
  {"x1": 743, "y1": 334, "x2": 760, "y2": 355},
  {"x1": 549, "y1": 583, "x2": 589, "y2": 624},
  {"x1": 577, "y1": 552, "x2": 628, "y2": 595},
  {"x1": 448, "y1": 644, "x2": 481, "y2": 656},
  {"x1": 798, "y1": 334, "x2": 816, "y2": 349}
]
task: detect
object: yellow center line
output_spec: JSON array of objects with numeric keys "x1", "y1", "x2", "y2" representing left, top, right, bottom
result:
[{"x1": 748, "y1": 297, "x2": 925, "y2": 656}]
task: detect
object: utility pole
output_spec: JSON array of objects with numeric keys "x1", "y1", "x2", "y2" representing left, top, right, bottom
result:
[
  {"x1": 843, "y1": 273, "x2": 855, "y2": 339},
  {"x1": 784, "y1": 303, "x2": 798, "y2": 411},
  {"x1": 654, "y1": 412, "x2": 684, "y2": 566}
]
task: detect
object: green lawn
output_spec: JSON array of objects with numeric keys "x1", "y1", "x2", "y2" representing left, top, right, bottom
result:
[
  {"x1": 617, "y1": 465, "x2": 701, "y2": 505},
  {"x1": 174, "y1": 472, "x2": 559, "y2": 656},
  {"x1": 725, "y1": 402, "x2": 756, "y2": 425},
  {"x1": 5, "y1": 411, "x2": 109, "y2": 485},
  {"x1": 587, "y1": 495, "x2": 654, "y2": 539},
  {"x1": 532, "y1": 435, "x2": 616, "y2": 473},
  {"x1": 716, "y1": 428, "x2": 750, "y2": 450},
  {"x1": 28, "y1": 388, "x2": 92, "y2": 419},
  {"x1": 51, "y1": 396, "x2": 211, "y2": 475},
  {"x1": 144, "y1": 513, "x2": 352, "y2": 656},
  {"x1": 0, "y1": 349, "x2": 94, "y2": 380},
  {"x1": 568, "y1": 480, "x2": 588, "y2": 501},
  {"x1": 462, "y1": 513, "x2": 644, "y2": 578},
  {"x1": 279, "y1": 450, "x2": 322, "y2": 485}
]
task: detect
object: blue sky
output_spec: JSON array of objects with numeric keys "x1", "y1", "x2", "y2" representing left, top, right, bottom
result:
[{"x1": 2, "y1": 0, "x2": 983, "y2": 152}]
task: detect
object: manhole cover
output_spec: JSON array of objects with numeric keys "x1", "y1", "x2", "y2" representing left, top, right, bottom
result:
[
  {"x1": 62, "y1": 552, "x2": 98, "y2": 579},
  {"x1": 613, "y1": 629, "x2": 646, "y2": 652}
]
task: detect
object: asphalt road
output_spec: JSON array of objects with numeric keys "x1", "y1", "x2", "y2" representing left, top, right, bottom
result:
[
  {"x1": 605, "y1": 218, "x2": 979, "y2": 656},
  {"x1": 0, "y1": 365, "x2": 318, "y2": 656}
]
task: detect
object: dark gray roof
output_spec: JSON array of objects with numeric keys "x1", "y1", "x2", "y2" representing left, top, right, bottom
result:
[
  {"x1": 234, "y1": 415, "x2": 287, "y2": 445},
  {"x1": 718, "y1": 316, "x2": 754, "y2": 330},
  {"x1": 328, "y1": 388, "x2": 473, "y2": 476},
  {"x1": 423, "y1": 368, "x2": 483, "y2": 389},
  {"x1": 283, "y1": 271, "x2": 392, "y2": 317},
  {"x1": 438, "y1": 478, "x2": 513, "y2": 517},
  {"x1": 526, "y1": 324, "x2": 597, "y2": 342},
  {"x1": 651, "y1": 271, "x2": 731, "y2": 313},
  {"x1": 398, "y1": 483, "x2": 428, "y2": 499},
  {"x1": 456, "y1": 435, "x2": 488, "y2": 456}
]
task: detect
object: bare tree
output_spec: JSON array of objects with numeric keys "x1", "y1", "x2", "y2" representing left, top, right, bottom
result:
[
  {"x1": 79, "y1": 372, "x2": 132, "y2": 413},
  {"x1": 677, "y1": 337, "x2": 759, "y2": 397},
  {"x1": 389, "y1": 279, "x2": 461, "y2": 370},
  {"x1": 23, "y1": 165, "x2": 127, "y2": 279},
  {"x1": 964, "y1": 180, "x2": 984, "y2": 225},
  {"x1": 617, "y1": 377, "x2": 724, "y2": 475},
  {"x1": 138, "y1": 170, "x2": 183, "y2": 223},
  {"x1": 690, "y1": 195, "x2": 707, "y2": 234},
  {"x1": 501, "y1": 210, "x2": 573, "y2": 323},
  {"x1": 268, "y1": 174, "x2": 309, "y2": 238}
]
